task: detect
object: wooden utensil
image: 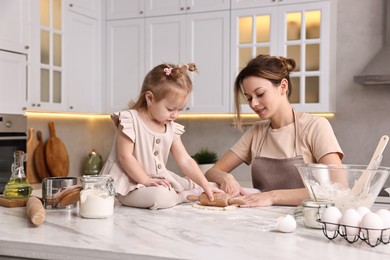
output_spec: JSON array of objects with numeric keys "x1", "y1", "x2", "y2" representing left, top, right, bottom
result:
[
  {"x1": 187, "y1": 192, "x2": 245, "y2": 207},
  {"x1": 34, "y1": 130, "x2": 50, "y2": 180},
  {"x1": 350, "y1": 135, "x2": 389, "y2": 196},
  {"x1": 45, "y1": 122, "x2": 69, "y2": 177},
  {"x1": 26, "y1": 128, "x2": 41, "y2": 183},
  {"x1": 26, "y1": 196, "x2": 46, "y2": 226}
]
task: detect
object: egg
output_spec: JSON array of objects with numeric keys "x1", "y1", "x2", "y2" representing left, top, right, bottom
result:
[
  {"x1": 376, "y1": 209, "x2": 390, "y2": 240},
  {"x1": 339, "y1": 208, "x2": 361, "y2": 241},
  {"x1": 277, "y1": 214, "x2": 297, "y2": 233},
  {"x1": 321, "y1": 206, "x2": 342, "y2": 231},
  {"x1": 360, "y1": 212, "x2": 384, "y2": 245},
  {"x1": 356, "y1": 206, "x2": 371, "y2": 218}
]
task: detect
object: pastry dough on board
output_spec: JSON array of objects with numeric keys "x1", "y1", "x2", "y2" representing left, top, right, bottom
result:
[{"x1": 191, "y1": 203, "x2": 238, "y2": 211}]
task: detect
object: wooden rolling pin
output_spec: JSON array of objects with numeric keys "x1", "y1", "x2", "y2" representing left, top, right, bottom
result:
[
  {"x1": 187, "y1": 192, "x2": 245, "y2": 207},
  {"x1": 26, "y1": 196, "x2": 46, "y2": 226}
]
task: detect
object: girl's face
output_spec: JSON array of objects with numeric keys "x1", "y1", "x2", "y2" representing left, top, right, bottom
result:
[
  {"x1": 146, "y1": 88, "x2": 189, "y2": 124},
  {"x1": 241, "y1": 76, "x2": 288, "y2": 120}
]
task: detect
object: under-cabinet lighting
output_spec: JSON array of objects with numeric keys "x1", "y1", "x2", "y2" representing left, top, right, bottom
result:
[{"x1": 25, "y1": 111, "x2": 335, "y2": 120}]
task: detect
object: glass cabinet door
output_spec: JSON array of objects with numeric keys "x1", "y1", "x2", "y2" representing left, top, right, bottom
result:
[{"x1": 231, "y1": 1, "x2": 333, "y2": 113}]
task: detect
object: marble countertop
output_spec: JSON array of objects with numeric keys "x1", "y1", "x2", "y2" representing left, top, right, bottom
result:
[{"x1": 1, "y1": 198, "x2": 390, "y2": 260}]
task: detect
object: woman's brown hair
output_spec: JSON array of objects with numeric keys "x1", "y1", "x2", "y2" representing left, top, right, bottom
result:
[
  {"x1": 129, "y1": 63, "x2": 198, "y2": 110},
  {"x1": 233, "y1": 55, "x2": 296, "y2": 128}
]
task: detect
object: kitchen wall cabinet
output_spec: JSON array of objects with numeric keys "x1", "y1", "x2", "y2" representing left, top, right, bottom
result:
[
  {"x1": 106, "y1": 19, "x2": 145, "y2": 113},
  {"x1": 0, "y1": 50, "x2": 27, "y2": 114},
  {"x1": 106, "y1": 0, "x2": 145, "y2": 19},
  {"x1": 0, "y1": 0, "x2": 28, "y2": 54},
  {"x1": 231, "y1": 0, "x2": 323, "y2": 9},
  {"x1": 145, "y1": 0, "x2": 230, "y2": 17},
  {"x1": 145, "y1": 11, "x2": 230, "y2": 112},
  {"x1": 65, "y1": 10, "x2": 102, "y2": 113},
  {"x1": 231, "y1": 0, "x2": 336, "y2": 113},
  {"x1": 65, "y1": 0, "x2": 100, "y2": 19},
  {"x1": 28, "y1": 0, "x2": 102, "y2": 113}
]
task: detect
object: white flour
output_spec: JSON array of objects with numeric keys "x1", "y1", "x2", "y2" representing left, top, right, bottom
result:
[{"x1": 79, "y1": 189, "x2": 114, "y2": 218}]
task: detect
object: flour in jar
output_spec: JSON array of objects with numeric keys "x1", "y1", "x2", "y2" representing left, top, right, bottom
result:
[{"x1": 79, "y1": 189, "x2": 114, "y2": 218}]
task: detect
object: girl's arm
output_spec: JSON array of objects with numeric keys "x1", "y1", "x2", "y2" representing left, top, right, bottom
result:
[
  {"x1": 205, "y1": 150, "x2": 245, "y2": 197},
  {"x1": 116, "y1": 128, "x2": 171, "y2": 188},
  {"x1": 170, "y1": 138, "x2": 215, "y2": 199}
]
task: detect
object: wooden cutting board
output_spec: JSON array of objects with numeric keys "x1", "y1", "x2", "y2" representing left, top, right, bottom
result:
[
  {"x1": 45, "y1": 122, "x2": 69, "y2": 177},
  {"x1": 26, "y1": 128, "x2": 41, "y2": 184},
  {"x1": 0, "y1": 195, "x2": 28, "y2": 207},
  {"x1": 34, "y1": 130, "x2": 50, "y2": 180}
]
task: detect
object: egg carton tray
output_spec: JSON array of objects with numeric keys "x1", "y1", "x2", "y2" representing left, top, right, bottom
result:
[{"x1": 317, "y1": 219, "x2": 390, "y2": 247}]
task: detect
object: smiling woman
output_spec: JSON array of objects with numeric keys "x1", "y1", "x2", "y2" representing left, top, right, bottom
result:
[{"x1": 205, "y1": 54, "x2": 344, "y2": 207}]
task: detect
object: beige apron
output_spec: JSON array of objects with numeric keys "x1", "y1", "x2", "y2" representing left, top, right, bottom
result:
[{"x1": 251, "y1": 110, "x2": 305, "y2": 192}]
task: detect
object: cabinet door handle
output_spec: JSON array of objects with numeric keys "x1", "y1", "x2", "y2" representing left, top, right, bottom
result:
[
  {"x1": 69, "y1": 106, "x2": 74, "y2": 110},
  {"x1": 139, "y1": 10, "x2": 143, "y2": 14},
  {"x1": 187, "y1": 6, "x2": 190, "y2": 10},
  {"x1": 25, "y1": 45, "x2": 29, "y2": 50},
  {"x1": 180, "y1": 7, "x2": 184, "y2": 11},
  {"x1": 69, "y1": 3, "x2": 73, "y2": 7},
  {"x1": 37, "y1": 104, "x2": 41, "y2": 107}
]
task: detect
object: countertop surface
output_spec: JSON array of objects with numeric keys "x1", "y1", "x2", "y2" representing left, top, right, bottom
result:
[{"x1": 1, "y1": 196, "x2": 390, "y2": 260}]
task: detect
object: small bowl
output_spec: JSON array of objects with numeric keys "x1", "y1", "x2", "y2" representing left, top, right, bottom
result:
[
  {"x1": 42, "y1": 177, "x2": 78, "y2": 210},
  {"x1": 295, "y1": 164, "x2": 390, "y2": 211}
]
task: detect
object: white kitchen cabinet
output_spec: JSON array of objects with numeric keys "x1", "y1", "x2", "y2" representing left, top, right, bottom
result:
[
  {"x1": 106, "y1": 0, "x2": 145, "y2": 19},
  {"x1": 65, "y1": 10, "x2": 101, "y2": 113},
  {"x1": 231, "y1": 0, "x2": 323, "y2": 9},
  {"x1": 145, "y1": 0, "x2": 230, "y2": 17},
  {"x1": 28, "y1": 0, "x2": 102, "y2": 113},
  {"x1": 0, "y1": 51, "x2": 27, "y2": 114},
  {"x1": 106, "y1": 19, "x2": 145, "y2": 113},
  {"x1": 0, "y1": 0, "x2": 28, "y2": 54},
  {"x1": 146, "y1": 11, "x2": 230, "y2": 112},
  {"x1": 65, "y1": 0, "x2": 100, "y2": 19},
  {"x1": 231, "y1": 0, "x2": 335, "y2": 113}
]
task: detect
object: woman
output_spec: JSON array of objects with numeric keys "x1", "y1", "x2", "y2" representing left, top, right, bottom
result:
[{"x1": 205, "y1": 55, "x2": 344, "y2": 207}]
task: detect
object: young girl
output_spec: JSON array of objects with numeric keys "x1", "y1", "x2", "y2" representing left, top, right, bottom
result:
[{"x1": 101, "y1": 63, "x2": 218, "y2": 209}]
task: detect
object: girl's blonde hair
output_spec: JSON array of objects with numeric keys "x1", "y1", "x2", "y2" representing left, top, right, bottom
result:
[
  {"x1": 129, "y1": 63, "x2": 198, "y2": 110},
  {"x1": 234, "y1": 55, "x2": 296, "y2": 129}
]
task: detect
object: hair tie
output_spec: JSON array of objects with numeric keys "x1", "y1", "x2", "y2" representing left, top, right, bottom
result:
[{"x1": 164, "y1": 67, "x2": 172, "y2": 75}]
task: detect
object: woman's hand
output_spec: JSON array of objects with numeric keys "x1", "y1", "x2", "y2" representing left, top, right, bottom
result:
[
  {"x1": 220, "y1": 174, "x2": 245, "y2": 197},
  {"x1": 238, "y1": 192, "x2": 274, "y2": 207},
  {"x1": 144, "y1": 177, "x2": 172, "y2": 189}
]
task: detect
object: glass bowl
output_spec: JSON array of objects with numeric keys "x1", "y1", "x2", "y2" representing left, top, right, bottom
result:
[{"x1": 295, "y1": 164, "x2": 390, "y2": 211}]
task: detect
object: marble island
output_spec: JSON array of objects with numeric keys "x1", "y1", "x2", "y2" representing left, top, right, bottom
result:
[{"x1": 1, "y1": 199, "x2": 390, "y2": 260}]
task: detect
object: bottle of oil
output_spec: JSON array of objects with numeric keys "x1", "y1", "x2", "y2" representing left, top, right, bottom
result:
[{"x1": 4, "y1": 150, "x2": 32, "y2": 199}]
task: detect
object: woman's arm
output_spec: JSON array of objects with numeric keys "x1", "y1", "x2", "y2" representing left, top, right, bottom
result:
[
  {"x1": 240, "y1": 152, "x2": 344, "y2": 207},
  {"x1": 116, "y1": 128, "x2": 171, "y2": 188},
  {"x1": 205, "y1": 150, "x2": 245, "y2": 197}
]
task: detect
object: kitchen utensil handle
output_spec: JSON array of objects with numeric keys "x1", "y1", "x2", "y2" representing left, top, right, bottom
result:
[
  {"x1": 26, "y1": 196, "x2": 46, "y2": 226},
  {"x1": 187, "y1": 195, "x2": 199, "y2": 202},
  {"x1": 227, "y1": 197, "x2": 245, "y2": 206},
  {"x1": 350, "y1": 135, "x2": 389, "y2": 196}
]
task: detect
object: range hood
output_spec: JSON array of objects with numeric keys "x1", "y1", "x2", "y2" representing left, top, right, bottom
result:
[{"x1": 354, "y1": 0, "x2": 390, "y2": 85}]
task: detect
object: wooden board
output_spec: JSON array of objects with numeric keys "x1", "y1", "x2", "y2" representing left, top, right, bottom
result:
[
  {"x1": 34, "y1": 130, "x2": 50, "y2": 179},
  {"x1": 45, "y1": 122, "x2": 69, "y2": 177},
  {"x1": 26, "y1": 128, "x2": 41, "y2": 183},
  {"x1": 0, "y1": 195, "x2": 28, "y2": 207}
]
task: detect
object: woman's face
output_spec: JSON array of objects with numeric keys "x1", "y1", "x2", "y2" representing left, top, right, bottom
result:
[
  {"x1": 147, "y1": 88, "x2": 189, "y2": 124},
  {"x1": 241, "y1": 76, "x2": 287, "y2": 120}
]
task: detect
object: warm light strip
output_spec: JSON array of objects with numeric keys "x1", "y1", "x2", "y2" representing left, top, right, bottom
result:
[
  {"x1": 25, "y1": 111, "x2": 110, "y2": 119},
  {"x1": 25, "y1": 111, "x2": 335, "y2": 119}
]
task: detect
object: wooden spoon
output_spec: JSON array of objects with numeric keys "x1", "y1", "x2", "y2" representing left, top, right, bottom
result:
[{"x1": 45, "y1": 185, "x2": 82, "y2": 208}]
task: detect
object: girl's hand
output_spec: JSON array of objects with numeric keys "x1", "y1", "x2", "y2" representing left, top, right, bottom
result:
[
  {"x1": 202, "y1": 186, "x2": 224, "y2": 202},
  {"x1": 144, "y1": 177, "x2": 172, "y2": 189}
]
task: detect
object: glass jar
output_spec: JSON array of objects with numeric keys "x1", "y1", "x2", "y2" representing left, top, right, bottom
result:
[
  {"x1": 302, "y1": 200, "x2": 333, "y2": 229},
  {"x1": 79, "y1": 175, "x2": 115, "y2": 218}
]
